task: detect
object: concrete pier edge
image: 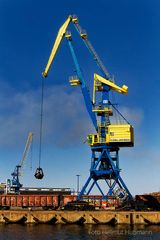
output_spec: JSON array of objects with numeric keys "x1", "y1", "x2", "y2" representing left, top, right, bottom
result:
[{"x1": 0, "y1": 210, "x2": 160, "y2": 224}]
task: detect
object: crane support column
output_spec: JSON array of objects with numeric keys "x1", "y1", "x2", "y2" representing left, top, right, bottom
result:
[{"x1": 66, "y1": 38, "x2": 97, "y2": 130}]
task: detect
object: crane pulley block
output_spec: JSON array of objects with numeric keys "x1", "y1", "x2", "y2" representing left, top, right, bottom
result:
[
  {"x1": 72, "y1": 15, "x2": 78, "y2": 23},
  {"x1": 65, "y1": 31, "x2": 72, "y2": 40},
  {"x1": 80, "y1": 30, "x2": 87, "y2": 39}
]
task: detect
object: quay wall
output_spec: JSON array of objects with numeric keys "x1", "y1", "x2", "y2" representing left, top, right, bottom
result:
[{"x1": 0, "y1": 210, "x2": 159, "y2": 224}]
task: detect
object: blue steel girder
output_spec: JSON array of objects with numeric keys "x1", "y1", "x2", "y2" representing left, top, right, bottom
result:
[
  {"x1": 78, "y1": 146, "x2": 132, "y2": 200},
  {"x1": 77, "y1": 175, "x2": 92, "y2": 200},
  {"x1": 87, "y1": 179, "x2": 95, "y2": 195},
  {"x1": 106, "y1": 178, "x2": 118, "y2": 196},
  {"x1": 90, "y1": 148, "x2": 119, "y2": 176},
  {"x1": 67, "y1": 39, "x2": 97, "y2": 131},
  {"x1": 95, "y1": 181, "x2": 105, "y2": 197}
]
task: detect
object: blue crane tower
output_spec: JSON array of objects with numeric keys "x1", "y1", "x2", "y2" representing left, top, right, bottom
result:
[{"x1": 42, "y1": 15, "x2": 134, "y2": 201}]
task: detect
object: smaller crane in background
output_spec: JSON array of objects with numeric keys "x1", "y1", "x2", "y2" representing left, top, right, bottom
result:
[{"x1": 6, "y1": 132, "x2": 33, "y2": 194}]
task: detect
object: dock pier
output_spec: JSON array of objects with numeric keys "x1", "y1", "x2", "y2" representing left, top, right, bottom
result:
[{"x1": 0, "y1": 210, "x2": 159, "y2": 224}]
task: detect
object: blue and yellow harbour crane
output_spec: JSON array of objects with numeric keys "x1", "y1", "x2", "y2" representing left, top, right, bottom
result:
[{"x1": 42, "y1": 15, "x2": 134, "y2": 201}]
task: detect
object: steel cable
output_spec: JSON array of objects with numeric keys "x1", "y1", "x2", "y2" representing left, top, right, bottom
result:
[{"x1": 38, "y1": 77, "x2": 44, "y2": 168}]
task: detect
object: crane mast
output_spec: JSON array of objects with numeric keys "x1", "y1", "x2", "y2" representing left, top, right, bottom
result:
[{"x1": 42, "y1": 15, "x2": 134, "y2": 201}]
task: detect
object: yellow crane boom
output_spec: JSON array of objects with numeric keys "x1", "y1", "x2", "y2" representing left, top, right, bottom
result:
[{"x1": 42, "y1": 15, "x2": 73, "y2": 78}]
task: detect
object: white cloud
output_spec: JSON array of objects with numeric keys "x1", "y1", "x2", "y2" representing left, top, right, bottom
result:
[
  {"x1": 0, "y1": 82, "x2": 144, "y2": 150},
  {"x1": 0, "y1": 84, "x2": 94, "y2": 148},
  {"x1": 110, "y1": 105, "x2": 144, "y2": 126},
  {"x1": 118, "y1": 106, "x2": 144, "y2": 127}
]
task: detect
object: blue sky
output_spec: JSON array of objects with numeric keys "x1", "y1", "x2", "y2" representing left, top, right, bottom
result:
[{"x1": 0, "y1": 0, "x2": 159, "y2": 195}]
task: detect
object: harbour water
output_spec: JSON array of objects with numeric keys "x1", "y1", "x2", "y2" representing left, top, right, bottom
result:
[{"x1": 0, "y1": 224, "x2": 159, "y2": 240}]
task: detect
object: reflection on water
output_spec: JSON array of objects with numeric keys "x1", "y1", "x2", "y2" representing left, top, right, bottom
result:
[{"x1": 0, "y1": 224, "x2": 159, "y2": 240}]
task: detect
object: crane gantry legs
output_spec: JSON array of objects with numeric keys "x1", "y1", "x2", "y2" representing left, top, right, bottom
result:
[{"x1": 78, "y1": 146, "x2": 132, "y2": 200}]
